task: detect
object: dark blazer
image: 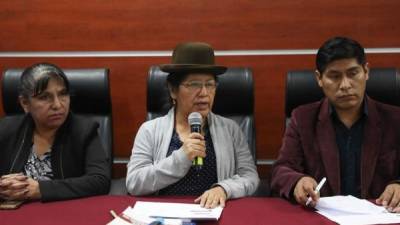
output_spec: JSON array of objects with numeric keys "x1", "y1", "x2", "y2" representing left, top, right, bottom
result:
[
  {"x1": 0, "y1": 113, "x2": 111, "y2": 202},
  {"x1": 271, "y1": 96, "x2": 400, "y2": 200}
]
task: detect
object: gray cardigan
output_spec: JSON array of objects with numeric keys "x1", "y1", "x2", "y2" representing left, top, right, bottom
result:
[{"x1": 126, "y1": 108, "x2": 259, "y2": 199}]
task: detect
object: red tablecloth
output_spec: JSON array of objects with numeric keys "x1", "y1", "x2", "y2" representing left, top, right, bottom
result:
[{"x1": 0, "y1": 195, "x2": 335, "y2": 225}]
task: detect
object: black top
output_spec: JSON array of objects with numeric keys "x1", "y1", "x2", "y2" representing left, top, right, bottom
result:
[
  {"x1": 330, "y1": 101, "x2": 367, "y2": 197},
  {"x1": 0, "y1": 113, "x2": 111, "y2": 202},
  {"x1": 160, "y1": 126, "x2": 218, "y2": 195}
]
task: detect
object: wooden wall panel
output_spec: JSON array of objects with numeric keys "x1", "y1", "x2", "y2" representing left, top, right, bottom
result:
[
  {"x1": 1, "y1": 53, "x2": 400, "y2": 178},
  {"x1": 0, "y1": 0, "x2": 399, "y2": 51}
]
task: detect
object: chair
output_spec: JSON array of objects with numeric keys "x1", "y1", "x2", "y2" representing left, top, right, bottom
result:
[
  {"x1": 2, "y1": 68, "x2": 113, "y2": 170},
  {"x1": 285, "y1": 68, "x2": 400, "y2": 123},
  {"x1": 147, "y1": 65, "x2": 256, "y2": 160}
]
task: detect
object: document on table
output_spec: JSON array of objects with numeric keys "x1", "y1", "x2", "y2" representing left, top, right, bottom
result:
[
  {"x1": 128, "y1": 201, "x2": 223, "y2": 221},
  {"x1": 107, "y1": 201, "x2": 223, "y2": 225},
  {"x1": 315, "y1": 195, "x2": 400, "y2": 225}
]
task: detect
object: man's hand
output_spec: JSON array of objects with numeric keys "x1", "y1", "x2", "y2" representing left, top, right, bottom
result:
[
  {"x1": 293, "y1": 176, "x2": 319, "y2": 207},
  {"x1": 376, "y1": 183, "x2": 400, "y2": 213},
  {"x1": 194, "y1": 186, "x2": 227, "y2": 209}
]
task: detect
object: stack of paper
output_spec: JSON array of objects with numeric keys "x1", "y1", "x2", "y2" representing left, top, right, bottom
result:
[
  {"x1": 315, "y1": 195, "x2": 400, "y2": 225},
  {"x1": 128, "y1": 201, "x2": 223, "y2": 220},
  {"x1": 108, "y1": 201, "x2": 223, "y2": 225}
]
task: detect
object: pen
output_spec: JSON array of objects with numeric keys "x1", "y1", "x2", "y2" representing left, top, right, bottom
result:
[
  {"x1": 110, "y1": 210, "x2": 134, "y2": 224},
  {"x1": 149, "y1": 216, "x2": 196, "y2": 225},
  {"x1": 306, "y1": 177, "x2": 326, "y2": 206}
]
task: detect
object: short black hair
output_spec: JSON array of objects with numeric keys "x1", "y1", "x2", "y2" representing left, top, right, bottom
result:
[
  {"x1": 19, "y1": 62, "x2": 70, "y2": 98},
  {"x1": 316, "y1": 37, "x2": 366, "y2": 74}
]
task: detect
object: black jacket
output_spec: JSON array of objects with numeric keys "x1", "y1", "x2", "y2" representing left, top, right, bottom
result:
[{"x1": 0, "y1": 113, "x2": 111, "y2": 202}]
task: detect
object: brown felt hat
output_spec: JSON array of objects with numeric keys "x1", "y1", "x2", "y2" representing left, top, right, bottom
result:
[{"x1": 160, "y1": 42, "x2": 227, "y2": 75}]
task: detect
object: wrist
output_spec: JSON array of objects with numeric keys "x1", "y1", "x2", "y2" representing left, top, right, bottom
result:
[
  {"x1": 29, "y1": 180, "x2": 41, "y2": 200},
  {"x1": 215, "y1": 185, "x2": 227, "y2": 198}
]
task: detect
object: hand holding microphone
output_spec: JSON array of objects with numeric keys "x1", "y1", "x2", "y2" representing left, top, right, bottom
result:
[
  {"x1": 182, "y1": 133, "x2": 206, "y2": 160},
  {"x1": 183, "y1": 112, "x2": 206, "y2": 169}
]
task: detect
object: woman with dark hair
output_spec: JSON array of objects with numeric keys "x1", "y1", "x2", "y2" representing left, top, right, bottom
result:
[
  {"x1": 0, "y1": 63, "x2": 110, "y2": 202},
  {"x1": 126, "y1": 42, "x2": 259, "y2": 209}
]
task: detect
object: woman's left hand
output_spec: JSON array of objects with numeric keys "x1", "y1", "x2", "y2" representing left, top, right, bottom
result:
[
  {"x1": 25, "y1": 178, "x2": 41, "y2": 200},
  {"x1": 194, "y1": 186, "x2": 227, "y2": 209}
]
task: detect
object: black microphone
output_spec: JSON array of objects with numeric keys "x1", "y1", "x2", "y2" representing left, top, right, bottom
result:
[{"x1": 188, "y1": 112, "x2": 203, "y2": 169}]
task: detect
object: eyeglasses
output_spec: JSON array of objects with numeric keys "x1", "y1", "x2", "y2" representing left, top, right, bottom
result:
[{"x1": 180, "y1": 81, "x2": 218, "y2": 92}]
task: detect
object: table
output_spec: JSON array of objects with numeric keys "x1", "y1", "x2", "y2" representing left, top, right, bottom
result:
[{"x1": 0, "y1": 195, "x2": 336, "y2": 225}]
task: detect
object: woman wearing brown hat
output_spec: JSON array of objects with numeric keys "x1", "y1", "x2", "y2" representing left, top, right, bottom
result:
[{"x1": 126, "y1": 42, "x2": 259, "y2": 209}]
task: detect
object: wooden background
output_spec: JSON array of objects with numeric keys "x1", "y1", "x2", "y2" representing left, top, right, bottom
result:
[{"x1": 1, "y1": 1, "x2": 400, "y2": 178}]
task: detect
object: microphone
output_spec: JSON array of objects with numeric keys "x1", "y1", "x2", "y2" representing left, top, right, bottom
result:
[{"x1": 188, "y1": 112, "x2": 203, "y2": 169}]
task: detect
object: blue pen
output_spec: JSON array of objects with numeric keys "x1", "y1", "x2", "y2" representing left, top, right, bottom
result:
[
  {"x1": 182, "y1": 222, "x2": 196, "y2": 225},
  {"x1": 148, "y1": 219, "x2": 196, "y2": 225},
  {"x1": 148, "y1": 217, "x2": 164, "y2": 225}
]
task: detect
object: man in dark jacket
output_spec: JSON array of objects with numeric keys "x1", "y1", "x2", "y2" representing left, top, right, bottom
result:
[{"x1": 271, "y1": 37, "x2": 400, "y2": 213}]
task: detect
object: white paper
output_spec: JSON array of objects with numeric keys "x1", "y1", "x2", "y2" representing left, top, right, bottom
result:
[
  {"x1": 315, "y1": 195, "x2": 400, "y2": 225},
  {"x1": 107, "y1": 207, "x2": 148, "y2": 225},
  {"x1": 127, "y1": 201, "x2": 223, "y2": 221},
  {"x1": 107, "y1": 217, "x2": 133, "y2": 225}
]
